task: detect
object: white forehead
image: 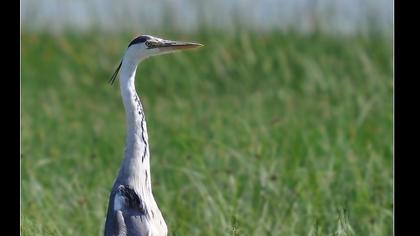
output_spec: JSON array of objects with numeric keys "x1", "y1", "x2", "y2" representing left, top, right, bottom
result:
[{"x1": 145, "y1": 35, "x2": 165, "y2": 42}]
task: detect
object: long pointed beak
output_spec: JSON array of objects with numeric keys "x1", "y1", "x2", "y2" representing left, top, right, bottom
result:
[{"x1": 155, "y1": 40, "x2": 203, "y2": 52}]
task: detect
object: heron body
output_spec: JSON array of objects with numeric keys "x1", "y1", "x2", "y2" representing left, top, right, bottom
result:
[{"x1": 104, "y1": 35, "x2": 202, "y2": 236}]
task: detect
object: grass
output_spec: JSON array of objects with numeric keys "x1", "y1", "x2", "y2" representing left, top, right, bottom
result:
[{"x1": 21, "y1": 30, "x2": 393, "y2": 235}]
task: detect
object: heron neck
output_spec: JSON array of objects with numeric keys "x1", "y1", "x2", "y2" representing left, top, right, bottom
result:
[{"x1": 116, "y1": 58, "x2": 152, "y2": 193}]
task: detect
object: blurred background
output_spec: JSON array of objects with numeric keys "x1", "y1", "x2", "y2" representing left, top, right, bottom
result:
[
  {"x1": 21, "y1": 0, "x2": 393, "y2": 235},
  {"x1": 22, "y1": 0, "x2": 392, "y2": 35}
]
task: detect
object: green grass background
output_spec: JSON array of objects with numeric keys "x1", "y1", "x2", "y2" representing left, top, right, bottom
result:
[{"x1": 21, "y1": 31, "x2": 392, "y2": 235}]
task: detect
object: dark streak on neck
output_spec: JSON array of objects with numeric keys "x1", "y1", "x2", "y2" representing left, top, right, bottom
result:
[{"x1": 134, "y1": 94, "x2": 148, "y2": 163}]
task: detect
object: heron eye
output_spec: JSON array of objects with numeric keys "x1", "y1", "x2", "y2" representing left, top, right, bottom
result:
[{"x1": 145, "y1": 41, "x2": 153, "y2": 48}]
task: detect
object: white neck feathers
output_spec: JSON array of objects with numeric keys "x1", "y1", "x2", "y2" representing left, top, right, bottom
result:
[{"x1": 116, "y1": 56, "x2": 152, "y2": 194}]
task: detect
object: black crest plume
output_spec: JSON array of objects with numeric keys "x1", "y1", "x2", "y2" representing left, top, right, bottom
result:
[
  {"x1": 109, "y1": 35, "x2": 151, "y2": 85},
  {"x1": 109, "y1": 60, "x2": 122, "y2": 85}
]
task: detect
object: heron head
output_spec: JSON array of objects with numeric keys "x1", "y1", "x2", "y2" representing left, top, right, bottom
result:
[
  {"x1": 127, "y1": 35, "x2": 203, "y2": 59},
  {"x1": 110, "y1": 35, "x2": 203, "y2": 84}
]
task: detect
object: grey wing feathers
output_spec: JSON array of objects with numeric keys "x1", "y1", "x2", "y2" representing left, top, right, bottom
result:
[
  {"x1": 115, "y1": 211, "x2": 127, "y2": 236},
  {"x1": 104, "y1": 185, "x2": 150, "y2": 236}
]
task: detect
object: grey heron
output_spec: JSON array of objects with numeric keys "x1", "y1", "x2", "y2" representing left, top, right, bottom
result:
[{"x1": 104, "y1": 35, "x2": 202, "y2": 236}]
